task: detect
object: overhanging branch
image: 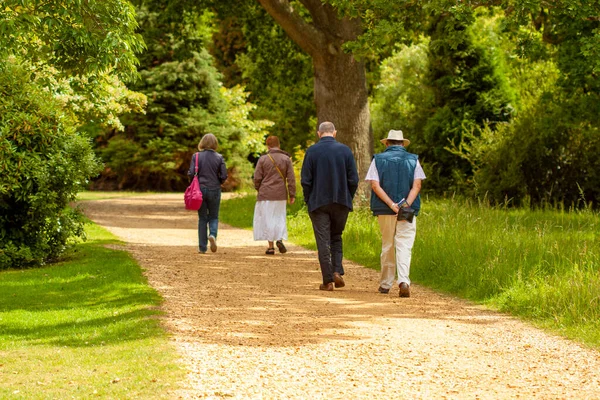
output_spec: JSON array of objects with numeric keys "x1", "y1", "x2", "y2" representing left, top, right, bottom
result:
[{"x1": 256, "y1": 0, "x2": 327, "y2": 57}]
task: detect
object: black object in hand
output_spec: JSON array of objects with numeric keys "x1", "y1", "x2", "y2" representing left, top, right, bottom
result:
[{"x1": 397, "y1": 206, "x2": 415, "y2": 223}]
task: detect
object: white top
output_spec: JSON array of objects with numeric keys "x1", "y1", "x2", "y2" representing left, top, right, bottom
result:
[{"x1": 364, "y1": 159, "x2": 427, "y2": 182}]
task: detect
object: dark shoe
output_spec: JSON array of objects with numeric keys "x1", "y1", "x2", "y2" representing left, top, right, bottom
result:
[
  {"x1": 198, "y1": 250, "x2": 206, "y2": 254},
  {"x1": 399, "y1": 282, "x2": 410, "y2": 298},
  {"x1": 378, "y1": 286, "x2": 389, "y2": 294},
  {"x1": 319, "y1": 282, "x2": 334, "y2": 291},
  {"x1": 275, "y1": 240, "x2": 287, "y2": 253},
  {"x1": 208, "y1": 235, "x2": 217, "y2": 253},
  {"x1": 265, "y1": 248, "x2": 275, "y2": 255},
  {"x1": 333, "y1": 272, "x2": 345, "y2": 288}
]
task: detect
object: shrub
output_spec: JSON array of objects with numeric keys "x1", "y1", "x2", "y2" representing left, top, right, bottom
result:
[
  {"x1": 460, "y1": 58, "x2": 600, "y2": 207},
  {"x1": 0, "y1": 60, "x2": 102, "y2": 269}
]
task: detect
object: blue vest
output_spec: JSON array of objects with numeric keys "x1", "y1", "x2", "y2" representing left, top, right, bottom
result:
[{"x1": 370, "y1": 146, "x2": 421, "y2": 216}]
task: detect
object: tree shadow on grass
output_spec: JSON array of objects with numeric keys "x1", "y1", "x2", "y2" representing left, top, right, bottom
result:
[{"x1": 0, "y1": 242, "x2": 166, "y2": 347}]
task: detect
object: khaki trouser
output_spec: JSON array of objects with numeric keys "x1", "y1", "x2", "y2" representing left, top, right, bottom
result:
[{"x1": 377, "y1": 215, "x2": 417, "y2": 290}]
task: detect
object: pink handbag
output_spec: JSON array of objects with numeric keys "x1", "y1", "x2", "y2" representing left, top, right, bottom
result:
[{"x1": 184, "y1": 152, "x2": 203, "y2": 210}]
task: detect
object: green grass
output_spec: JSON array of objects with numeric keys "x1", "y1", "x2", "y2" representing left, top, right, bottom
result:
[
  {"x1": 0, "y1": 223, "x2": 183, "y2": 399},
  {"x1": 414, "y1": 200, "x2": 600, "y2": 348},
  {"x1": 220, "y1": 194, "x2": 600, "y2": 349},
  {"x1": 76, "y1": 191, "x2": 156, "y2": 201}
]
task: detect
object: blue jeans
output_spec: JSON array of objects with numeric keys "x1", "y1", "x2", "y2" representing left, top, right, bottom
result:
[
  {"x1": 308, "y1": 203, "x2": 350, "y2": 284},
  {"x1": 198, "y1": 186, "x2": 221, "y2": 252}
]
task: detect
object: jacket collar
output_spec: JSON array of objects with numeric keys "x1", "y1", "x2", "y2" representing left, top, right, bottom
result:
[
  {"x1": 268, "y1": 148, "x2": 290, "y2": 157},
  {"x1": 384, "y1": 145, "x2": 407, "y2": 153},
  {"x1": 319, "y1": 136, "x2": 336, "y2": 142}
]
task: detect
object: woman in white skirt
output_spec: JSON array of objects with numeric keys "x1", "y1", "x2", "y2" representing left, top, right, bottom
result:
[{"x1": 253, "y1": 136, "x2": 296, "y2": 254}]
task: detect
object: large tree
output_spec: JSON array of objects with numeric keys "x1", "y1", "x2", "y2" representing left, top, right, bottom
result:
[{"x1": 256, "y1": 0, "x2": 373, "y2": 177}]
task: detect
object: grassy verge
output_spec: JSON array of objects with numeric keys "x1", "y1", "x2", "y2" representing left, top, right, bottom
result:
[
  {"x1": 76, "y1": 191, "x2": 156, "y2": 201},
  {"x1": 0, "y1": 222, "x2": 183, "y2": 399},
  {"x1": 220, "y1": 194, "x2": 600, "y2": 349}
]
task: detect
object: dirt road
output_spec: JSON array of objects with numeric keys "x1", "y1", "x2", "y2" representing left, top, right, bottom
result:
[{"x1": 81, "y1": 194, "x2": 600, "y2": 399}]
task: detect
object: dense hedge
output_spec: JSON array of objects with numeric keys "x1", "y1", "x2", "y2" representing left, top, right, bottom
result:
[{"x1": 0, "y1": 61, "x2": 102, "y2": 269}]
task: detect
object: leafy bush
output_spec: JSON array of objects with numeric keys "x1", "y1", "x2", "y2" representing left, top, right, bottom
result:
[
  {"x1": 464, "y1": 90, "x2": 600, "y2": 207},
  {"x1": 456, "y1": 17, "x2": 600, "y2": 207},
  {"x1": 0, "y1": 60, "x2": 102, "y2": 269}
]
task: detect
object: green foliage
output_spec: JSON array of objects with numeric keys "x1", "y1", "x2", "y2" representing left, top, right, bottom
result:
[
  {"x1": 419, "y1": 10, "x2": 515, "y2": 193},
  {"x1": 31, "y1": 64, "x2": 148, "y2": 132},
  {"x1": 503, "y1": 1, "x2": 600, "y2": 92},
  {"x1": 92, "y1": 3, "x2": 271, "y2": 191},
  {"x1": 371, "y1": 10, "x2": 515, "y2": 194},
  {"x1": 456, "y1": 10, "x2": 600, "y2": 207},
  {"x1": 0, "y1": 0, "x2": 148, "y2": 269},
  {"x1": 462, "y1": 91, "x2": 600, "y2": 207},
  {"x1": 1, "y1": 0, "x2": 148, "y2": 135},
  {"x1": 0, "y1": 61, "x2": 102, "y2": 269},
  {"x1": 0, "y1": 0, "x2": 144, "y2": 80},
  {"x1": 369, "y1": 39, "x2": 433, "y2": 154}
]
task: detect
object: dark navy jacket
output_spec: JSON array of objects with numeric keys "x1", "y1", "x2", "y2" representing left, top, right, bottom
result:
[
  {"x1": 300, "y1": 136, "x2": 359, "y2": 213},
  {"x1": 188, "y1": 150, "x2": 227, "y2": 189}
]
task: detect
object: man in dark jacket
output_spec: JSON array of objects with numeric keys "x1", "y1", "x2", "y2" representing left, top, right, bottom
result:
[{"x1": 301, "y1": 121, "x2": 359, "y2": 291}]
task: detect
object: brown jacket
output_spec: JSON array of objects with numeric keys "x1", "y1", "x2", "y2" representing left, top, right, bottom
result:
[{"x1": 254, "y1": 148, "x2": 296, "y2": 201}]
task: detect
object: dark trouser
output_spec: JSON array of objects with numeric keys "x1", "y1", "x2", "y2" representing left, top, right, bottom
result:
[
  {"x1": 198, "y1": 186, "x2": 221, "y2": 252},
  {"x1": 308, "y1": 203, "x2": 350, "y2": 285}
]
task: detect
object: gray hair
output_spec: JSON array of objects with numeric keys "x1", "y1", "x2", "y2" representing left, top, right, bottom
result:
[
  {"x1": 318, "y1": 121, "x2": 336, "y2": 134},
  {"x1": 386, "y1": 139, "x2": 405, "y2": 146}
]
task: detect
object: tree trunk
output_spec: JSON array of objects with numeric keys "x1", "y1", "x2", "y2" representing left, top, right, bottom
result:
[
  {"x1": 256, "y1": 0, "x2": 373, "y2": 180},
  {"x1": 313, "y1": 50, "x2": 372, "y2": 180}
]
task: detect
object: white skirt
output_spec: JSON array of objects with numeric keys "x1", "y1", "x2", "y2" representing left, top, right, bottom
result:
[{"x1": 253, "y1": 200, "x2": 288, "y2": 241}]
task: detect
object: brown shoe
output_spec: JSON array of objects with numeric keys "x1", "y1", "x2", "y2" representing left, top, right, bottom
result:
[
  {"x1": 333, "y1": 272, "x2": 345, "y2": 288},
  {"x1": 275, "y1": 240, "x2": 287, "y2": 253},
  {"x1": 399, "y1": 282, "x2": 410, "y2": 298},
  {"x1": 378, "y1": 286, "x2": 389, "y2": 294},
  {"x1": 319, "y1": 282, "x2": 334, "y2": 291}
]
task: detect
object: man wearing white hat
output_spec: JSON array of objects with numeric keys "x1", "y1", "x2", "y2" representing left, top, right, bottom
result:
[{"x1": 365, "y1": 129, "x2": 426, "y2": 297}]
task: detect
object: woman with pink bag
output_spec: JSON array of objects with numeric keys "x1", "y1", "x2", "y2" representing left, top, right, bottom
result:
[{"x1": 187, "y1": 133, "x2": 228, "y2": 254}]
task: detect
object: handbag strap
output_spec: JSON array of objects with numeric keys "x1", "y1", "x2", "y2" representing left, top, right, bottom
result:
[
  {"x1": 194, "y1": 152, "x2": 199, "y2": 176},
  {"x1": 267, "y1": 153, "x2": 289, "y2": 199}
]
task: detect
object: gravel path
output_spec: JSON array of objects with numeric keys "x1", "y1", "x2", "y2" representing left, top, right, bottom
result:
[{"x1": 81, "y1": 194, "x2": 600, "y2": 399}]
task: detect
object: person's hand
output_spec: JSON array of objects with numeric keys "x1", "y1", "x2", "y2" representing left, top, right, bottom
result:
[
  {"x1": 390, "y1": 202, "x2": 400, "y2": 214},
  {"x1": 289, "y1": 197, "x2": 296, "y2": 205}
]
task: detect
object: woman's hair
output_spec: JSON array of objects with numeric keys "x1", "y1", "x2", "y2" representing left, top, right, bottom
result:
[
  {"x1": 198, "y1": 133, "x2": 218, "y2": 151},
  {"x1": 266, "y1": 135, "x2": 280, "y2": 148}
]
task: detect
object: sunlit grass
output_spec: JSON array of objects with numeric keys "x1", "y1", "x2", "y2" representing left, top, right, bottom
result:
[
  {"x1": 0, "y1": 222, "x2": 182, "y2": 398},
  {"x1": 220, "y1": 195, "x2": 600, "y2": 349},
  {"x1": 76, "y1": 191, "x2": 157, "y2": 201}
]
